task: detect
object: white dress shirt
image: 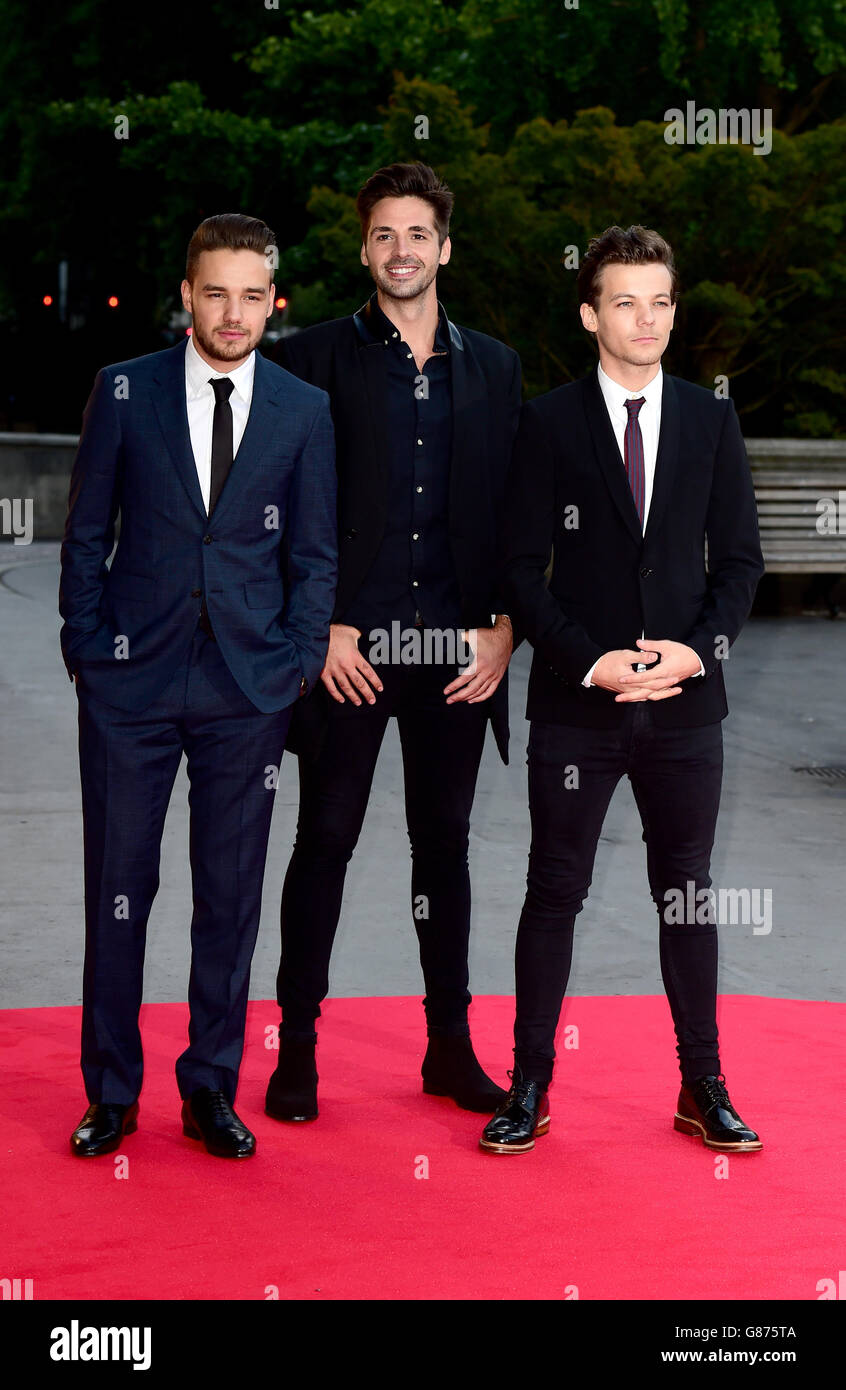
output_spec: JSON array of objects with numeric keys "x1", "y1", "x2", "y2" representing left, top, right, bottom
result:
[
  {"x1": 184, "y1": 333, "x2": 256, "y2": 514},
  {"x1": 583, "y1": 362, "x2": 702, "y2": 686}
]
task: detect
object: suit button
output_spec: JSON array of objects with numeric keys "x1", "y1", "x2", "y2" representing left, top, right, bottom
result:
[
  {"x1": 344, "y1": 529, "x2": 358, "y2": 540},
  {"x1": 640, "y1": 567, "x2": 653, "y2": 578},
  {"x1": 191, "y1": 589, "x2": 202, "y2": 598},
  {"x1": 203, "y1": 535, "x2": 212, "y2": 545}
]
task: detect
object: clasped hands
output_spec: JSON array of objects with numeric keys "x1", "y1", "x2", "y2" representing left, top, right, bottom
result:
[{"x1": 591, "y1": 638, "x2": 702, "y2": 702}]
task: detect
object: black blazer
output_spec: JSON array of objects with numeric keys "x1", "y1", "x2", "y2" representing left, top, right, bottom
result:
[
  {"x1": 501, "y1": 367, "x2": 764, "y2": 728},
  {"x1": 270, "y1": 300, "x2": 522, "y2": 760}
]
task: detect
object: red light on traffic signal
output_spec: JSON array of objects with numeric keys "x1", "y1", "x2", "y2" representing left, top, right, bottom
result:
[
  {"x1": 275, "y1": 297, "x2": 288, "y2": 311},
  {"x1": 107, "y1": 296, "x2": 119, "y2": 308},
  {"x1": 42, "y1": 295, "x2": 53, "y2": 307}
]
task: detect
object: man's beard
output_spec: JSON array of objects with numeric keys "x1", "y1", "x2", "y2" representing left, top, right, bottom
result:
[
  {"x1": 371, "y1": 260, "x2": 439, "y2": 301},
  {"x1": 192, "y1": 321, "x2": 259, "y2": 362},
  {"x1": 621, "y1": 348, "x2": 663, "y2": 366}
]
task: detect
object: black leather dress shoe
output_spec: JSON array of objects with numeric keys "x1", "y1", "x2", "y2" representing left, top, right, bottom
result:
[
  {"x1": 674, "y1": 1074, "x2": 762, "y2": 1151},
  {"x1": 479, "y1": 1073, "x2": 550, "y2": 1153},
  {"x1": 181, "y1": 1088, "x2": 255, "y2": 1158},
  {"x1": 265, "y1": 1037, "x2": 319, "y2": 1122},
  {"x1": 422, "y1": 1034, "x2": 507, "y2": 1112},
  {"x1": 70, "y1": 1101, "x2": 139, "y2": 1157}
]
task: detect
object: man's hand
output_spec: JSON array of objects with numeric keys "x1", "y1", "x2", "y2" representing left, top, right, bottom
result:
[
  {"x1": 614, "y1": 638, "x2": 702, "y2": 702},
  {"x1": 320, "y1": 623, "x2": 383, "y2": 705},
  {"x1": 444, "y1": 615, "x2": 513, "y2": 705},
  {"x1": 590, "y1": 647, "x2": 663, "y2": 699}
]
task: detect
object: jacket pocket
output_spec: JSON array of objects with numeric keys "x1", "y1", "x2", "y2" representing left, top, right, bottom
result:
[{"x1": 244, "y1": 578, "x2": 285, "y2": 609}]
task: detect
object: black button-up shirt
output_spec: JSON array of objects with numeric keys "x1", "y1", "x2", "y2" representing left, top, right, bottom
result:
[{"x1": 341, "y1": 293, "x2": 461, "y2": 635}]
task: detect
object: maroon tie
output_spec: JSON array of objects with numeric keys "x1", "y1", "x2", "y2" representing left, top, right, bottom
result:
[{"x1": 624, "y1": 396, "x2": 646, "y2": 526}]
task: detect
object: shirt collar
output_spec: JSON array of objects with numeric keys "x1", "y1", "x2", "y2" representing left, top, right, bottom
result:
[
  {"x1": 597, "y1": 360, "x2": 663, "y2": 416},
  {"x1": 185, "y1": 331, "x2": 256, "y2": 403},
  {"x1": 359, "y1": 291, "x2": 450, "y2": 353}
]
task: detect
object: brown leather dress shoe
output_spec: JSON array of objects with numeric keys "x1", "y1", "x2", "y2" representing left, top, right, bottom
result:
[{"x1": 674, "y1": 1074, "x2": 762, "y2": 1151}]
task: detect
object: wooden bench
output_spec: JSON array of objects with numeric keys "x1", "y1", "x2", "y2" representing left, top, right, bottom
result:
[{"x1": 745, "y1": 440, "x2": 846, "y2": 615}]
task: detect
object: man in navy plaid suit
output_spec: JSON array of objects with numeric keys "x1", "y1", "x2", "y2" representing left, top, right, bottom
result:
[{"x1": 59, "y1": 214, "x2": 337, "y2": 1159}]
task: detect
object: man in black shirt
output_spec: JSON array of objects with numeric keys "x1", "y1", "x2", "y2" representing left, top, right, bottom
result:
[{"x1": 266, "y1": 163, "x2": 522, "y2": 1121}]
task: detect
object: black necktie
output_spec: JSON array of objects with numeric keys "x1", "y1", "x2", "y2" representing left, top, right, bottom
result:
[{"x1": 208, "y1": 377, "x2": 235, "y2": 515}]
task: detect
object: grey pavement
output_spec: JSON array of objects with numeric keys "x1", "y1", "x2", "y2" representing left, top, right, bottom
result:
[{"x1": 1, "y1": 542, "x2": 844, "y2": 1011}]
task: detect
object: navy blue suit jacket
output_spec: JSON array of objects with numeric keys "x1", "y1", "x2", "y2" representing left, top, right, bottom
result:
[{"x1": 59, "y1": 338, "x2": 338, "y2": 713}]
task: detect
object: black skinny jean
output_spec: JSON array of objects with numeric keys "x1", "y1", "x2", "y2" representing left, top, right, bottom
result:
[
  {"x1": 276, "y1": 657, "x2": 489, "y2": 1038},
  {"x1": 514, "y1": 702, "x2": 724, "y2": 1088}
]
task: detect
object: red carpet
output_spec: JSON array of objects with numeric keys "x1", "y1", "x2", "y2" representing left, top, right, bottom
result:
[{"x1": 1, "y1": 995, "x2": 843, "y2": 1300}]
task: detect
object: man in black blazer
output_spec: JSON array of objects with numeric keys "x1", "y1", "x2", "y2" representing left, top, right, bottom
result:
[
  {"x1": 481, "y1": 225, "x2": 765, "y2": 1155},
  {"x1": 59, "y1": 214, "x2": 337, "y2": 1158},
  {"x1": 265, "y1": 163, "x2": 521, "y2": 1120}
]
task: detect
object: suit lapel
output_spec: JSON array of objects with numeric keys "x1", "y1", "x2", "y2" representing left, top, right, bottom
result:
[
  {"x1": 151, "y1": 343, "x2": 288, "y2": 528},
  {"x1": 643, "y1": 373, "x2": 679, "y2": 543},
  {"x1": 448, "y1": 319, "x2": 470, "y2": 520},
  {"x1": 356, "y1": 345, "x2": 391, "y2": 509},
  {"x1": 582, "y1": 367, "x2": 643, "y2": 546},
  {"x1": 150, "y1": 340, "x2": 206, "y2": 522}
]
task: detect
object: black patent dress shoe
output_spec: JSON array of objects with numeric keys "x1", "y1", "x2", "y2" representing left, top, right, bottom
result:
[
  {"x1": 479, "y1": 1072, "x2": 550, "y2": 1154},
  {"x1": 182, "y1": 1088, "x2": 256, "y2": 1158},
  {"x1": 674, "y1": 1074, "x2": 762, "y2": 1151},
  {"x1": 265, "y1": 1037, "x2": 319, "y2": 1122},
  {"x1": 70, "y1": 1101, "x2": 139, "y2": 1157},
  {"x1": 422, "y1": 1034, "x2": 507, "y2": 1112}
]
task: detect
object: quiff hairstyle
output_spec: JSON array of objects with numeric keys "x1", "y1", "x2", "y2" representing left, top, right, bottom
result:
[
  {"x1": 356, "y1": 163, "x2": 454, "y2": 247},
  {"x1": 577, "y1": 224, "x2": 679, "y2": 311},
  {"x1": 185, "y1": 213, "x2": 277, "y2": 285}
]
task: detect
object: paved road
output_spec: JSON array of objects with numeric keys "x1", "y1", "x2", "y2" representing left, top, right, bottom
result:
[{"x1": 1, "y1": 543, "x2": 844, "y2": 1010}]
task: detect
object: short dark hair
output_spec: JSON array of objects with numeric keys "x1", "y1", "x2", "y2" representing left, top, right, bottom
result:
[
  {"x1": 577, "y1": 225, "x2": 679, "y2": 309},
  {"x1": 356, "y1": 163, "x2": 454, "y2": 247},
  {"x1": 185, "y1": 213, "x2": 277, "y2": 285}
]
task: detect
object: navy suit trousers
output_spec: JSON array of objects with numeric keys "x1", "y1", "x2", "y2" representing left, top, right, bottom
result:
[{"x1": 76, "y1": 625, "x2": 292, "y2": 1105}]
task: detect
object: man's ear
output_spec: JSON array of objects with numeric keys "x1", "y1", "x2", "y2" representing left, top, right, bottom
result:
[
  {"x1": 439, "y1": 234, "x2": 452, "y2": 267},
  {"x1": 360, "y1": 243, "x2": 368, "y2": 268},
  {"x1": 579, "y1": 302, "x2": 597, "y2": 334},
  {"x1": 180, "y1": 278, "x2": 193, "y2": 315},
  {"x1": 266, "y1": 283, "x2": 276, "y2": 319}
]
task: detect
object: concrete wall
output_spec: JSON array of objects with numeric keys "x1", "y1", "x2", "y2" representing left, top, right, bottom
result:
[
  {"x1": 0, "y1": 434, "x2": 80, "y2": 542},
  {"x1": 1, "y1": 430, "x2": 845, "y2": 544}
]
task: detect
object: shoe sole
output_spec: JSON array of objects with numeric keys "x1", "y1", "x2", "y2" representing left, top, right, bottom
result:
[
  {"x1": 182, "y1": 1122, "x2": 255, "y2": 1157},
  {"x1": 264, "y1": 1105, "x2": 318, "y2": 1123},
  {"x1": 674, "y1": 1112, "x2": 763, "y2": 1151},
  {"x1": 479, "y1": 1115, "x2": 551, "y2": 1154},
  {"x1": 422, "y1": 1083, "x2": 509, "y2": 1114},
  {"x1": 70, "y1": 1114, "x2": 138, "y2": 1157}
]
